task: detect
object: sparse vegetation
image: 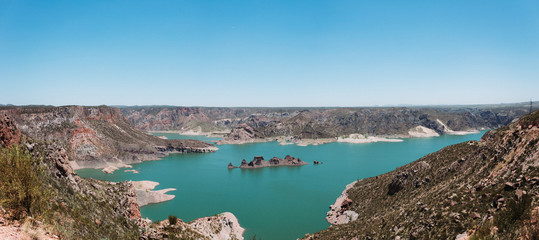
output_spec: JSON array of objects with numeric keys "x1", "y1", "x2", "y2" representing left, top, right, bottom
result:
[
  {"x1": 0, "y1": 144, "x2": 140, "y2": 239},
  {"x1": 168, "y1": 215, "x2": 178, "y2": 225},
  {"x1": 306, "y1": 110, "x2": 539, "y2": 239},
  {"x1": 0, "y1": 145, "x2": 51, "y2": 220},
  {"x1": 493, "y1": 194, "x2": 533, "y2": 234}
]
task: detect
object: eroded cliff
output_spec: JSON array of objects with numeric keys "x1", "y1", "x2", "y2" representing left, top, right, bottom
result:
[{"x1": 0, "y1": 106, "x2": 217, "y2": 169}]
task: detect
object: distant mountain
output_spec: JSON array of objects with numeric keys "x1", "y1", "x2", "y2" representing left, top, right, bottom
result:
[{"x1": 119, "y1": 103, "x2": 535, "y2": 145}]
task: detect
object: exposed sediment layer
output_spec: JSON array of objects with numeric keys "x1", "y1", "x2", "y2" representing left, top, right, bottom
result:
[
  {"x1": 337, "y1": 134, "x2": 403, "y2": 144},
  {"x1": 131, "y1": 180, "x2": 176, "y2": 207}
]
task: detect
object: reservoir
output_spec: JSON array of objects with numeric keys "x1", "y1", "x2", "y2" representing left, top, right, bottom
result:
[{"x1": 77, "y1": 131, "x2": 486, "y2": 240}]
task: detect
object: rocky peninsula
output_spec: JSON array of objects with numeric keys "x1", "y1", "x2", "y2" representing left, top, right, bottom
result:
[
  {"x1": 131, "y1": 180, "x2": 176, "y2": 207},
  {"x1": 228, "y1": 155, "x2": 308, "y2": 169}
]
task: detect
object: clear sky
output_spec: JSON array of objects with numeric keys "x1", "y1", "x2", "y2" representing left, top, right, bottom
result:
[{"x1": 0, "y1": 1, "x2": 538, "y2": 107}]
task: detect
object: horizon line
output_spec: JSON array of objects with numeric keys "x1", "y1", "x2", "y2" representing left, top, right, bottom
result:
[{"x1": 0, "y1": 100, "x2": 536, "y2": 109}]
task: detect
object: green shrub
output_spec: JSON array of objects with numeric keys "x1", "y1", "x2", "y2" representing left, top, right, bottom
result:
[
  {"x1": 494, "y1": 194, "x2": 532, "y2": 233},
  {"x1": 168, "y1": 215, "x2": 178, "y2": 225},
  {"x1": 0, "y1": 145, "x2": 51, "y2": 220}
]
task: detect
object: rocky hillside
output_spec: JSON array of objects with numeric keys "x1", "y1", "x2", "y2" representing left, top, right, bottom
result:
[
  {"x1": 119, "y1": 103, "x2": 533, "y2": 144},
  {"x1": 1, "y1": 114, "x2": 141, "y2": 239},
  {"x1": 0, "y1": 113, "x2": 244, "y2": 239},
  {"x1": 220, "y1": 106, "x2": 531, "y2": 143},
  {"x1": 120, "y1": 106, "x2": 292, "y2": 133},
  {"x1": 0, "y1": 106, "x2": 217, "y2": 169},
  {"x1": 304, "y1": 110, "x2": 539, "y2": 239}
]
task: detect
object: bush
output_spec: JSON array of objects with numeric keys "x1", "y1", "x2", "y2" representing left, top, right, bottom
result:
[
  {"x1": 168, "y1": 215, "x2": 178, "y2": 225},
  {"x1": 0, "y1": 145, "x2": 50, "y2": 220},
  {"x1": 494, "y1": 194, "x2": 532, "y2": 233}
]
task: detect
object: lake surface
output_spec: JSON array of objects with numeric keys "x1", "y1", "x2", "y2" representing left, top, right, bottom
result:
[{"x1": 77, "y1": 131, "x2": 486, "y2": 240}]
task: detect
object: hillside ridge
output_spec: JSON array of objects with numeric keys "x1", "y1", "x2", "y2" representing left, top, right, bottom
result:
[
  {"x1": 304, "y1": 110, "x2": 539, "y2": 239},
  {"x1": 119, "y1": 104, "x2": 533, "y2": 146},
  {"x1": 0, "y1": 105, "x2": 217, "y2": 170}
]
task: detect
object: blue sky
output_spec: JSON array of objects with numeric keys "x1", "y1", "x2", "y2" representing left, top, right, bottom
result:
[{"x1": 0, "y1": 1, "x2": 538, "y2": 107}]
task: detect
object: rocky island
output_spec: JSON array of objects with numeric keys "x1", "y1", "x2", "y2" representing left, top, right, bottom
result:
[{"x1": 228, "y1": 155, "x2": 308, "y2": 168}]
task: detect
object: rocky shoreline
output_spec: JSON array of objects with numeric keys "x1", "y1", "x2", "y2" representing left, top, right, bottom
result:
[
  {"x1": 228, "y1": 155, "x2": 308, "y2": 169},
  {"x1": 217, "y1": 122, "x2": 482, "y2": 147},
  {"x1": 326, "y1": 181, "x2": 359, "y2": 225},
  {"x1": 121, "y1": 104, "x2": 531, "y2": 140}
]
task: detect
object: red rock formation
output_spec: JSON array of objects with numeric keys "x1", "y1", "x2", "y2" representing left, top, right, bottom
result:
[
  {"x1": 126, "y1": 183, "x2": 142, "y2": 219},
  {"x1": 0, "y1": 114, "x2": 21, "y2": 147},
  {"x1": 0, "y1": 106, "x2": 216, "y2": 169}
]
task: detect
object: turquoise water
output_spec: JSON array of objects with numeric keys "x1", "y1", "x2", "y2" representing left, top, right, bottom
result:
[{"x1": 76, "y1": 131, "x2": 486, "y2": 240}]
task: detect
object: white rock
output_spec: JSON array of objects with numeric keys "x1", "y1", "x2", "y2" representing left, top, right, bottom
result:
[{"x1": 188, "y1": 212, "x2": 245, "y2": 240}]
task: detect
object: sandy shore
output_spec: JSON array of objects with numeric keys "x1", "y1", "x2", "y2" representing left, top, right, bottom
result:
[
  {"x1": 408, "y1": 126, "x2": 440, "y2": 138},
  {"x1": 131, "y1": 180, "x2": 176, "y2": 207},
  {"x1": 445, "y1": 130, "x2": 480, "y2": 135},
  {"x1": 222, "y1": 135, "x2": 405, "y2": 146},
  {"x1": 102, "y1": 163, "x2": 133, "y2": 174},
  {"x1": 436, "y1": 119, "x2": 479, "y2": 135},
  {"x1": 294, "y1": 138, "x2": 337, "y2": 146},
  {"x1": 216, "y1": 138, "x2": 268, "y2": 145},
  {"x1": 148, "y1": 129, "x2": 229, "y2": 137},
  {"x1": 337, "y1": 134, "x2": 403, "y2": 144}
]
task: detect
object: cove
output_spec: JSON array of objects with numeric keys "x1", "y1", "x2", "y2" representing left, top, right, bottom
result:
[{"x1": 76, "y1": 131, "x2": 487, "y2": 240}]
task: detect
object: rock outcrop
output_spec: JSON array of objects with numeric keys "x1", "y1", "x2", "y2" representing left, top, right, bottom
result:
[
  {"x1": 326, "y1": 181, "x2": 359, "y2": 225},
  {"x1": 0, "y1": 114, "x2": 21, "y2": 147},
  {"x1": 217, "y1": 123, "x2": 262, "y2": 145},
  {"x1": 229, "y1": 155, "x2": 308, "y2": 168},
  {"x1": 0, "y1": 106, "x2": 217, "y2": 170},
  {"x1": 305, "y1": 110, "x2": 539, "y2": 239},
  {"x1": 144, "y1": 212, "x2": 245, "y2": 240},
  {"x1": 188, "y1": 212, "x2": 245, "y2": 240}
]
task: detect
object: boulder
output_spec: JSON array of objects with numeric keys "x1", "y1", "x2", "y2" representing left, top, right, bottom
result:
[{"x1": 388, "y1": 171, "x2": 410, "y2": 195}]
